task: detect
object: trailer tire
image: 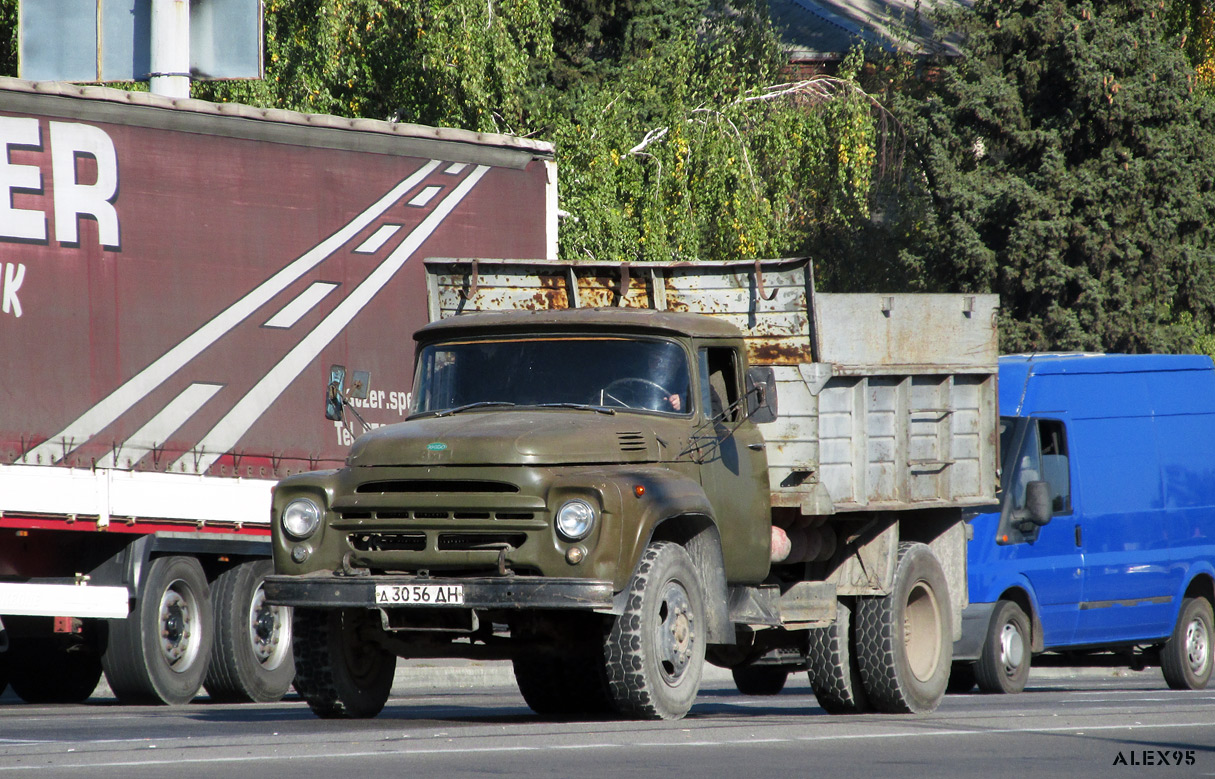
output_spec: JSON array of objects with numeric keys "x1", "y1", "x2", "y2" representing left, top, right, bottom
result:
[
  {"x1": 975, "y1": 600, "x2": 1031, "y2": 694},
  {"x1": 857, "y1": 542, "x2": 952, "y2": 714},
  {"x1": 513, "y1": 613, "x2": 614, "y2": 717},
  {"x1": 102, "y1": 556, "x2": 213, "y2": 705},
  {"x1": 292, "y1": 608, "x2": 394, "y2": 719},
  {"x1": 204, "y1": 560, "x2": 295, "y2": 703},
  {"x1": 604, "y1": 541, "x2": 705, "y2": 720},
  {"x1": 807, "y1": 600, "x2": 869, "y2": 714},
  {"x1": 732, "y1": 665, "x2": 789, "y2": 696},
  {"x1": 1161, "y1": 597, "x2": 1214, "y2": 690},
  {"x1": 7, "y1": 633, "x2": 102, "y2": 704}
]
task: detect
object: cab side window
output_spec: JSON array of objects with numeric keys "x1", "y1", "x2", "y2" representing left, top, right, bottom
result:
[
  {"x1": 1013, "y1": 418, "x2": 1071, "y2": 515},
  {"x1": 698, "y1": 347, "x2": 739, "y2": 422}
]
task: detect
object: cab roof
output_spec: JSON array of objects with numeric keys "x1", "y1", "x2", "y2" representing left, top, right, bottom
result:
[{"x1": 413, "y1": 307, "x2": 744, "y2": 341}]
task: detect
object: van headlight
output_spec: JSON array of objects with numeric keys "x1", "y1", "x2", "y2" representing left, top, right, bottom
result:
[
  {"x1": 555, "y1": 499, "x2": 597, "y2": 541},
  {"x1": 282, "y1": 498, "x2": 322, "y2": 540}
]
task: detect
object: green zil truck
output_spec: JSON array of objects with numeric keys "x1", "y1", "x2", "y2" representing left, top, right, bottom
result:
[{"x1": 264, "y1": 258, "x2": 999, "y2": 720}]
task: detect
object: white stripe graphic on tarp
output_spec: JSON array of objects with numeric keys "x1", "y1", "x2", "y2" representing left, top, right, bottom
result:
[
  {"x1": 353, "y1": 224, "x2": 401, "y2": 254},
  {"x1": 263, "y1": 282, "x2": 339, "y2": 329},
  {"x1": 96, "y1": 383, "x2": 223, "y2": 469},
  {"x1": 25, "y1": 161, "x2": 442, "y2": 465},
  {"x1": 175, "y1": 165, "x2": 490, "y2": 474}
]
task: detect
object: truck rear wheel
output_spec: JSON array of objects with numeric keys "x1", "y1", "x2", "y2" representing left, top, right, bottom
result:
[
  {"x1": 732, "y1": 665, "x2": 789, "y2": 696},
  {"x1": 857, "y1": 542, "x2": 952, "y2": 714},
  {"x1": 1161, "y1": 597, "x2": 1214, "y2": 690},
  {"x1": 604, "y1": 541, "x2": 705, "y2": 720},
  {"x1": 204, "y1": 560, "x2": 295, "y2": 703},
  {"x1": 102, "y1": 556, "x2": 213, "y2": 705},
  {"x1": 975, "y1": 600, "x2": 1031, "y2": 694},
  {"x1": 807, "y1": 600, "x2": 869, "y2": 714},
  {"x1": 292, "y1": 608, "x2": 394, "y2": 718}
]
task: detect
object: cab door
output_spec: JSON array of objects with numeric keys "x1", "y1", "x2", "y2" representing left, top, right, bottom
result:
[
  {"x1": 693, "y1": 343, "x2": 770, "y2": 583},
  {"x1": 991, "y1": 416, "x2": 1083, "y2": 647}
]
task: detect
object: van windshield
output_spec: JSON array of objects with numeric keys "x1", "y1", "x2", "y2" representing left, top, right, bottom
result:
[{"x1": 412, "y1": 336, "x2": 691, "y2": 416}]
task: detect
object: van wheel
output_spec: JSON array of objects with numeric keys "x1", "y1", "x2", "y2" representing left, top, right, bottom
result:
[
  {"x1": 807, "y1": 601, "x2": 869, "y2": 714},
  {"x1": 732, "y1": 665, "x2": 789, "y2": 696},
  {"x1": 975, "y1": 600, "x2": 1031, "y2": 694},
  {"x1": 292, "y1": 608, "x2": 395, "y2": 718},
  {"x1": 604, "y1": 542, "x2": 705, "y2": 720},
  {"x1": 102, "y1": 556, "x2": 213, "y2": 705},
  {"x1": 856, "y1": 542, "x2": 952, "y2": 714},
  {"x1": 1162, "y1": 597, "x2": 1214, "y2": 690},
  {"x1": 204, "y1": 560, "x2": 295, "y2": 703}
]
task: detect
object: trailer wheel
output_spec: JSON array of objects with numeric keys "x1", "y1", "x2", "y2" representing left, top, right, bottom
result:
[
  {"x1": 292, "y1": 608, "x2": 394, "y2": 718},
  {"x1": 857, "y1": 542, "x2": 952, "y2": 714},
  {"x1": 513, "y1": 613, "x2": 614, "y2": 717},
  {"x1": 604, "y1": 541, "x2": 705, "y2": 720},
  {"x1": 7, "y1": 629, "x2": 103, "y2": 704},
  {"x1": 1161, "y1": 597, "x2": 1214, "y2": 690},
  {"x1": 946, "y1": 662, "x2": 977, "y2": 694},
  {"x1": 732, "y1": 665, "x2": 789, "y2": 696},
  {"x1": 975, "y1": 600, "x2": 1031, "y2": 694},
  {"x1": 102, "y1": 556, "x2": 213, "y2": 705},
  {"x1": 807, "y1": 600, "x2": 869, "y2": 714},
  {"x1": 204, "y1": 560, "x2": 295, "y2": 703}
]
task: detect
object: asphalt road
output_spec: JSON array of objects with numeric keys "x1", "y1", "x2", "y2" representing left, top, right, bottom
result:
[{"x1": 2, "y1": 665, "x2": 1213, "y2": 778}]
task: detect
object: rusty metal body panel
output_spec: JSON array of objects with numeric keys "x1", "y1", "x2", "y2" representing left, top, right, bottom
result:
[{"x1": 422, "y1": 258, "x2": 999, "y2": 516}]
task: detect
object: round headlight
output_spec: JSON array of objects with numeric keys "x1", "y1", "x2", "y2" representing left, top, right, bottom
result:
[
  {"x1": 555, "y1": 499, "x2": 597, "y2": 541},
  {"x1": 282, "y1": 498, "x2": 321, "y2": 539}
]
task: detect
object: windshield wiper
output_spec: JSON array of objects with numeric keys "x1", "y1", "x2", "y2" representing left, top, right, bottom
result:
[
  {"x1": 434, "y1": 401, "x2": 517, "y2": 417},
  {"x1": 535, "y1": 402, "x2": 617, "y2": 415}
]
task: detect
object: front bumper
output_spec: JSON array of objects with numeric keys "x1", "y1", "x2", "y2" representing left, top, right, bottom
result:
[{"x1": 264, "y1": 573, "x2": 615, "y2": 610}]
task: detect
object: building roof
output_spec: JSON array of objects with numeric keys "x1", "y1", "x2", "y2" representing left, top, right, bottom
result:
[{"x1": 770, "y1": 0, "x2": 963, "y2": 62}]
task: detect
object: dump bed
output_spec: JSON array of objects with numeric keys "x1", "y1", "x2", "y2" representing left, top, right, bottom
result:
[{"x1": 423, "y1": 257, "x2": 999, "y2": 515}]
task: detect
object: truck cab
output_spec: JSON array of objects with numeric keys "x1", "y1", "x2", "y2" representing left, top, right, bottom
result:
[{"x1": 953, "y1": 353, "x2": 1215, "y2": 693}]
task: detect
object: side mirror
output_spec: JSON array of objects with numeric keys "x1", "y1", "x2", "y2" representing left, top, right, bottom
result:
[
  {"x1": 745, "y1": 366, "x2": 778, "y2": 424},
  {"x1": 1024, "y1": 480, "x2": 1053, "y2": 527},
  {"x1": 325, "y1": 365, "x2": 346, "y2": 421}
]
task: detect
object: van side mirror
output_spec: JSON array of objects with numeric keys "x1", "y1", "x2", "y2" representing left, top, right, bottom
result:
[
  {"x1": 745, "y1": 366, "x2": 778, "y2": 424},
  {"x1": 326, "y1": 365, "x2": 347, "y2": 421},
  {"x1": 1024, "y1": 480, "x2": 1053, "y2": 527}
]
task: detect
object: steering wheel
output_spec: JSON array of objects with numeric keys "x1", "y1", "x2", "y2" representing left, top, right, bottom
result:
[{"x1": 601, "y1": 377, "x2": 675, "y2": 410}]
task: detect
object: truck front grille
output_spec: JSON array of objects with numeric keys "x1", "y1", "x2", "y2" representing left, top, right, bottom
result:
[
  {"x1": 350, "y1": 532, "x2": 427, "y2": 552},
  {"x1": 337, "y1": 510, "x2": 536, "y2": 521},
  {"x1": 437, "y1": 533, "x2": 528, "y2": 550},
  {"x1": 355, "y1": 480, "x2": 519, "y2": 494}
]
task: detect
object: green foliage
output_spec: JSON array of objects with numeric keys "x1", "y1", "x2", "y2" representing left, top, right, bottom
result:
[
  {"x1": 548, "y1": 8, "x2": 883, "y2": 265},
  {"x1": 197, "y1": 0, "x2": 557, "y2": 133},
  {"x1": 889, "y1": 0, "x2": 1215, "y2": 354},
  {"x1": 0, "y1": 0, "x2": 15, "y2": 77}
]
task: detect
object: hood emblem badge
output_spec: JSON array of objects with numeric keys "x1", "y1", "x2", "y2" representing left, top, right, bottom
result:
[{"x1": 426, "y1": 442, "x2": 448, "y2": 451}]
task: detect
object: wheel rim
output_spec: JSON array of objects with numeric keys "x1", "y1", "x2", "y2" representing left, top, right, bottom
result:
[
  {"x1": 159, "y1": 578, "x2": 203, "y2": 673},
  {"x1": 247, "y1": 584, "x2": 293, "y2": 671},
  {"x1": 903, "y1": 580, "x2": 943, "y2": 682},
  {"x1": 999, "y1": 621, "x2": 1025, "y2": 677},
  {"x1": 1185, "y1": 617, "x2": 1210, "y2": 676},
  {"x1": 656, "y1": 579, "x2": 696, "y2": 686}
]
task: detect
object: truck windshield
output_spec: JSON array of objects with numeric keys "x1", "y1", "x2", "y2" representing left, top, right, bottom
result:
[{"x1": 412, "y1": 336, "x2": 691, "y2": 416}]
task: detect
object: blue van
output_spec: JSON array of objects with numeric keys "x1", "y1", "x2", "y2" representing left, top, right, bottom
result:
[{"x1": 952, "y1": 353, "x2": 1215, "y2": 693}]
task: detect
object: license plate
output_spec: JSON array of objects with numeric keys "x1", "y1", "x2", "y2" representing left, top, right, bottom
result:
[{"x1": 375, "y1": 584, "x2": 465, "y2": 606}]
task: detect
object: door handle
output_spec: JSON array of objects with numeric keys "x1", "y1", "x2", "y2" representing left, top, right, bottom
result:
[{"x1": 1075, "y1": 524, "x2": 1082, "y2": 547}]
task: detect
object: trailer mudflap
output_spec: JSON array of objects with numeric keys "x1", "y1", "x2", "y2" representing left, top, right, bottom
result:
[{"x1": 264, "y1": 574, "x2": 614, "y2": 610}]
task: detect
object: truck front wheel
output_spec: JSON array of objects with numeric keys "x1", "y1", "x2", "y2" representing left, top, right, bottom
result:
[
  {"x1": 102, "y1": 556, "x2": 213, "y2": 705},
  {"x1": 292, "y1": 608, "x2": 394, "y2": 718},
  {"x1": 856, "y1": 542, "x2": 952, "y2": 714},
  {"x1": 1161, "y1": 597, "x2": 1214, "y2": 690},
  {"x1": 204, "y1": 560, "x2": 296, "y2": 702},
  {"x1": 6, "y1": 620, "x2": 103, "y2": 703},
  {"x1": 975, "y1": 600, "x2": 1031, "y2": 694},
  {"x1": 605, "y1": 541, "x2": 706, "y2": 720}
]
